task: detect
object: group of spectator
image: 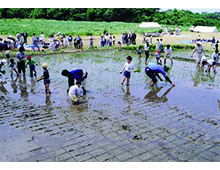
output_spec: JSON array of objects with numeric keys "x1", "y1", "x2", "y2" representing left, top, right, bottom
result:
[
  {"x1": 121, "y1": 30, "x2": 137, "y2": 46},
  {"x1": 100, "y1": 30, "x2": 116, "y2": 47}
]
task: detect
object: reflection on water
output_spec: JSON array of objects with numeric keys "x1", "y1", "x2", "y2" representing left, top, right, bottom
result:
[
  {"x1": 0, "y1": 81, "x2": 8, "y2": 94},
  {"x1": 145, "y1": 86, "x2": 173, "y2": 103},
  {"x1": 0, "y1": 50, "x2": 220, "y2": 113},
  {"x1": 10, "y1": 77, "x2": 18, "y2": 93}
]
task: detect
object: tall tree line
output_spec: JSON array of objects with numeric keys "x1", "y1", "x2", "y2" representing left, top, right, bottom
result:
[{"x1": 0, "y1": 8, "x2": 220, "y2": 27}]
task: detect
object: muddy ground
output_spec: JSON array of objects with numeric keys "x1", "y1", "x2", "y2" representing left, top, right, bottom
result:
[{"x1": 0, "y1": 50, "x2": 220, "y2": 162}]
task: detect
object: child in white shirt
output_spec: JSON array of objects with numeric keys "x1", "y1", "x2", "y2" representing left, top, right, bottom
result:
[
  {"x1": 68, "y1": 81, "x2": 82, "y2": 103},
  {"x1": 164, "y1": 44, "x2": 173, "y2": 65},
  {"x1": 120, "y1": 56, "x2": 136, "y2": 86}
]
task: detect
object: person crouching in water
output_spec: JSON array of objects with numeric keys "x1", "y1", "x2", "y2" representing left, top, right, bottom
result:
[
  {"x1": 0, "y1": 59, "x2": 7, "y2": 80},
  {"x1": 120, "y1": 56, "x2": 136, "y2": 86},
  {"x1": 61, "y1": 69, "x2": 88, "y2": 95},
  {"x1": 69, "y1": 81, "x2": 82, "y2": 104},
  {"x1": 37, "y1": 63, "x2": 51, "y2": 94},
  {"x1": 200, "y1": 56, "x2": 217, "y2": 73},
  {"x1": 145, "y1": 64, "x2": 175, "y2": 87},
  {"x1": 9, "y1": 58, "x2": 20, "y2": 77},
  {"x1": 26, "y1": 56, "x2": 37, "y2": 77}
]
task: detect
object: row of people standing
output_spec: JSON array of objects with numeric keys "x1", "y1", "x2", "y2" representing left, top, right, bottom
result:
[
  {"x1": 121, "y1": 31, "x2": 137, "y2": 46},
  {"x1": 101, "y1": 31, "x2": 116, "y2": 47}
]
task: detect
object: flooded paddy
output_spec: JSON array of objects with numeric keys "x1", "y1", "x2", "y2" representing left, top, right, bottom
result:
[{"x1": 0, "y1": 50, "x2": 220, "y2": 162}]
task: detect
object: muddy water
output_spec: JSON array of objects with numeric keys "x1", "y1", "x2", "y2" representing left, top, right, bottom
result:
[{"x1": 0, "y1": 50, "x2": 220, "y2": 162}]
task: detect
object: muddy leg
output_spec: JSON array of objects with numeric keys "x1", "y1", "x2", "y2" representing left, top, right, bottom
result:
[
  {"x1": 126, "y1": 78, "x2": 130, "y2": 86},
  {"x1": 121, "y1": 76, "x2": 126, "y2": 85}
]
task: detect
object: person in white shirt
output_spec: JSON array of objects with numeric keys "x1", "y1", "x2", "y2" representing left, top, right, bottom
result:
[
  {"x1": 120, "y1": 56, "x2": 136, "y2": 86},
  {"x1": 191, "y1": 41, "x2": 206, "y2": 66},
  {"x1": 40, "y1": 32, "x2": 45, "y2": 45},
  {"x1": 156, "y1": 39, "x2": 160, "y2": 51},
  {"x1": 200, "y1": 56, "x2": 217, "y2": 73},
  {"x1": 68, "y1": 81, "x2": 82, "y2": 103},
  {"x1": 164, "y1": 44, "x2": 173, "y2": 65}
]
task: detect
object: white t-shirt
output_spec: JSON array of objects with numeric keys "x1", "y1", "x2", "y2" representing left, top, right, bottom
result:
[
  {"x1": 69, "y1": 85, "x2": 81, "y2": 97},
  {"x1": 145, "y1": 43, "x2": 149, "y2": 51},
  {"x1": 165, "y1": 47, "x2": 172, "y2": 55},
  {"x1": 124, "y1": 62, "x2": 134, "y2": 72},
  {"x1": 201, "y1": 56, "x2": 207, "y2": 62},
  {"x1": 207, "y1": 59, "x2": 215, "y2": 66},
  {"x1": 40, "y1": 34, "x2": 45, "y2": 41}
]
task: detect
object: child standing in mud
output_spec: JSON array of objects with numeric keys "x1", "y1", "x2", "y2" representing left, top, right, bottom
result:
[
  {"x1": 9, "y1": 58, "x2": 20, "y2": 78},
  {"x1": 137, "y1": 45, "x2": 142, "y2": 59},
  {"x1": 26, "y1": 56, "x2": 37, "y2": 77},
  {"x1": 118, "y1": 41, "x2": 122, "y2": 51},
  {"x1": 120, "y1": 56, "x2": 136, "y2": 86},
  {"x1": 37, "y1": 63, "x2": 51, "y2": 94},
  {"x1": 156, "y1": 50, "x2": 162, "y2": 64}
]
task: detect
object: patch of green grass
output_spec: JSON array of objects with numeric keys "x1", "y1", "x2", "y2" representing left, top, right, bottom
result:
[{"x1": 0, "y1": 19, "x2": 189, "y2": 37}]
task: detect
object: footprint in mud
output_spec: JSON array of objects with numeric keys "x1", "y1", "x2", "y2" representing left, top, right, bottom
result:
[
  {"x1": 98, "y1": 116, "x2": 108, "y2": 121},
  {"x1": 132, "y1": 135, "x2": 142, "y2": 141},
  {"x1": 122, "y1": 125, "x2": 131, "y2": 131}
]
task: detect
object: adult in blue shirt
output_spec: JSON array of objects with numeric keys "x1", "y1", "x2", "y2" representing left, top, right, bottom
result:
[
  {"x1": 16, "y1": 47, "x2": 26, "y2": 76},
  {"x1": 61, "y1": 69, "x2": 88, "y2": 95},
  {"x1": 145, "y1": 64, "x2": 175, "y2": 87}
]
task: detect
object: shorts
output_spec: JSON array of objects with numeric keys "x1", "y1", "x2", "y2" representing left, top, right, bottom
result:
[
  {"x1": 123, "y1": 71, "x2": 131, "y2": 78},
  {"x1": 137, "y1": 52, "x2": 142, "y2": 55},
  {"x1": 197, "y1": 54, "x2": 203, "y2": 63},
  {"x1": 9, "y1": 66, "x2": 15, "y2": 70},
  {"x1": 44, "y1": 78, "x2": 50, "y2": 85},
  {"x1": 30, "y1": 65, "x2": 35, "y2": 71},
  {"x1": 213, "y1": 61, "x2": 217, "y2": 66}
]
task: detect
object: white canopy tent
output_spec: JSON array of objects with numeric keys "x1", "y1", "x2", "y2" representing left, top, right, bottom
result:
[
  {"x1": 139, "y1": 22, "x2": 161, "y2": 28},
  {"x1": 193, "y1": 26, "x2": 218, "y2": 33}
]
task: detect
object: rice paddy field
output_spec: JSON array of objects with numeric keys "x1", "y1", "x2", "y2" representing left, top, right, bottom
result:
[{"x1": 0, "y1": 50, "x2": 220, "y2": 162}]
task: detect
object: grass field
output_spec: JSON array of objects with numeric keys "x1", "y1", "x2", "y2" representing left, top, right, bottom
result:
[{"x1": 0, "y1": 19, "x2": 189, "y2": 37}]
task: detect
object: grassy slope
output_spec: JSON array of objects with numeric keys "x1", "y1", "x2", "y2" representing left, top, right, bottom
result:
[{"x1": 0, "y1": 19, "x2": 189, "y2": 37}]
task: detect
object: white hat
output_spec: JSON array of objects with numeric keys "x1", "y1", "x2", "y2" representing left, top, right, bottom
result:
[{"x1": 1, "y1": 59, "x2": 7, "y2": 65}]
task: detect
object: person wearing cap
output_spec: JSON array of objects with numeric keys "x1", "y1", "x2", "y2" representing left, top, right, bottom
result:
[
  {"x1": 191, "y1": 41, "x2": 206, "y2": 66},
  {"x1": 37, "y1": 63, "x2": 51, "y2": 94},
  {"x1": 200, "y1": 55, "x2": 217, "y2": 73},
  {"x1": 16, "y1": 47, "x2": 26, "y2": 76},
  {"x1": 145, "y1": 63, "x2": 175, "y2": 87},
  {"x1": 68, "y1": 81, "x2": 83, "y2": 103},
  {"x1": 25, "y1": 56, "x2": 37, "y2": 77},
  {"x1": 61, "y1": 69, "x2": 88, "y2": 95}
]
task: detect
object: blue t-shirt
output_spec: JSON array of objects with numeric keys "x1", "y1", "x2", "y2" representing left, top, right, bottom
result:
[
  {"x1": 70, "y1": 69, "x2": 83, "y2": 82},
  {"x1": 148, "y1": 64, "x2": 167, "y2": 78},
  {"x1": 16, "y1": 52, "x2": 25, "y2": 61}
]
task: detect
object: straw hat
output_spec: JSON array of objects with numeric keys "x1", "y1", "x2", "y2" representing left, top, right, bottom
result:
[{"x1": 42, "y1": 63, "x2": 48, "y2": 69}]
